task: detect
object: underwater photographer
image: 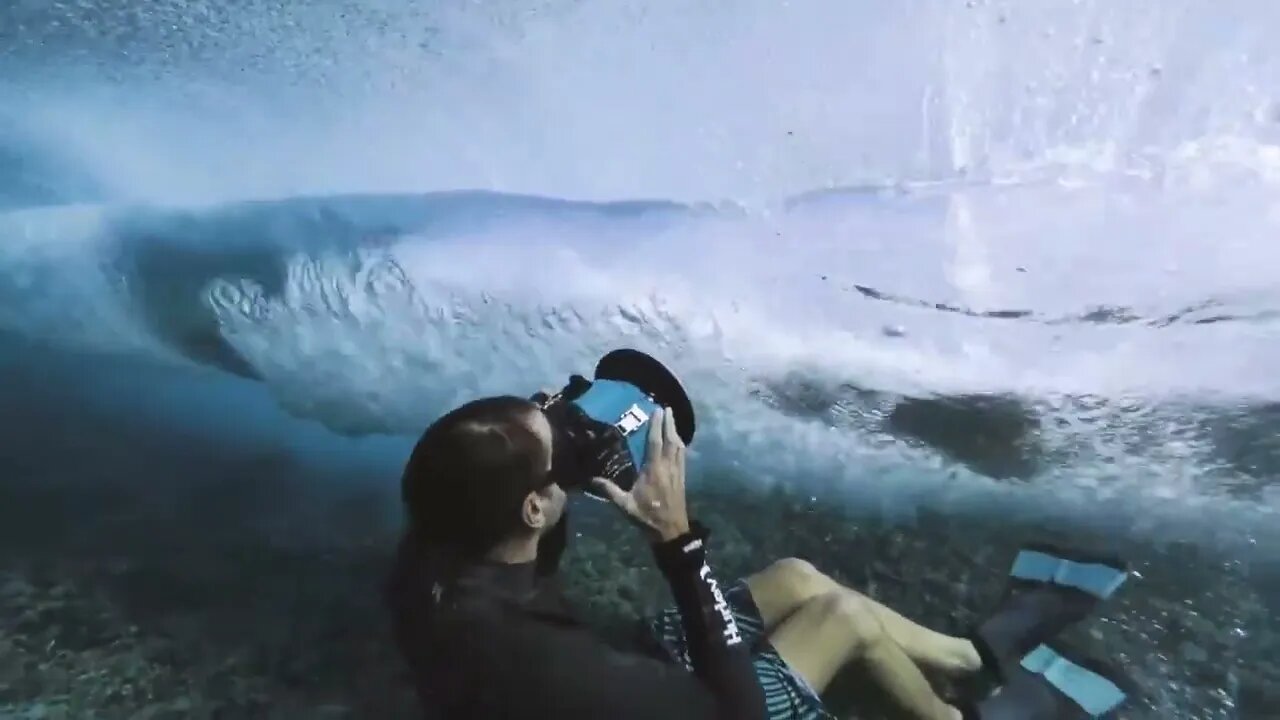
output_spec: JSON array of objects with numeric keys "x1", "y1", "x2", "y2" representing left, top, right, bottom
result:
[{"x1": 384, "y1": 350, "x2": 1133, "y2": 720}]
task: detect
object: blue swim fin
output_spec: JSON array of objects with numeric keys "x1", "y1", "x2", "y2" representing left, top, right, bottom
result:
[
  {"x1": 970, "y1": 544, "x2": 1129, "y2": 681},
  {"x1": 964, "y1": 643, "x2": 1131, "y2": 720}
]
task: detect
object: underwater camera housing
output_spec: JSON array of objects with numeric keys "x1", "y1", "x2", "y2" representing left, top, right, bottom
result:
[{"x1": 533, "y1": 349, "x2": 696, "y2": 500}]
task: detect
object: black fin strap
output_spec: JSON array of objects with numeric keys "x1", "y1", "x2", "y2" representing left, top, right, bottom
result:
[{"x1": 968, "y1": 629, "x2": 1004, "y2": 681}]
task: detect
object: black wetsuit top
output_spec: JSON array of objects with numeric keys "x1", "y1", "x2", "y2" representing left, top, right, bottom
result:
[{"x1": 406, "y1": 523, "x2": 768, "y2": 719}]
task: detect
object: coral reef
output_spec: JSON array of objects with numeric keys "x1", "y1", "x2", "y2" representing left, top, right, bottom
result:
[{"x1": 0, "y1": 479, "x2": 1274, "y2": 719}]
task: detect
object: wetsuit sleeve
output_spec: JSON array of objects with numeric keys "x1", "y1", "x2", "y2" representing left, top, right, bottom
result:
[{"x1": 648, "y1": 522, "x2": 768, "y2": 719}]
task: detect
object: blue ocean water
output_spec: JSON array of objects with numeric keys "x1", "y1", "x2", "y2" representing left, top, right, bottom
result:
[{"x1": 2, "y1": 1, "x2": 1280, "y2": 717}]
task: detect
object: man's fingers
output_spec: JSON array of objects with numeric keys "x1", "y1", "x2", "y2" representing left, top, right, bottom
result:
[
  {"x1": 661, "y1": 405, "x2": 680, "y2": 451},
  {"x1": 646, "y1": 406, "x2": 665, "y2": 460},
  {"x1": 591, "y1": 477, "x2": 630, "y2": 508}
]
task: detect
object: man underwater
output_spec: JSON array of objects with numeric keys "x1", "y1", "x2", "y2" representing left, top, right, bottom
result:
[{"x1": 385, "y1": 352, "x2": 1131, "y2": 719}]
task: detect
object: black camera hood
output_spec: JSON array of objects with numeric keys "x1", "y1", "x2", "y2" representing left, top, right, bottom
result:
[{"x1": 593, "y1": 348, "x2": 696, "y2": 446}]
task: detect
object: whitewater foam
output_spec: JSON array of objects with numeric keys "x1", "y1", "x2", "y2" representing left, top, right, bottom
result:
[
  {"x1": 1, "y1": 0, "x2": 1279, "y2": 546},
  {"x1": 3, "y1": 0, "x2": 1278, "y2": 206}
]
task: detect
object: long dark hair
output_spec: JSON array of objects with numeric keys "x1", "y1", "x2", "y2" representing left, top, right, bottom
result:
[
  {"x1": 400, "y1": 395, "x2": 550, "y2": 557},
  {"x1": 384, "y1": 395, "x2": 551, "y2": 689}
]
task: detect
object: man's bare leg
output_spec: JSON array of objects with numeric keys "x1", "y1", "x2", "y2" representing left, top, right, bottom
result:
[
  {"x1": 745, "y1": 558, "x2": 982, "y2": 676},
  {"x1": 767, "y1": 590, "x2": 963, "y2": 720}
]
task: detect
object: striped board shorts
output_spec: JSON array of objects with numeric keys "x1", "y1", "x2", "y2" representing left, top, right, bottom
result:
[{"x1": 647, "y1": 580, "x2": 836, "y2": 720}]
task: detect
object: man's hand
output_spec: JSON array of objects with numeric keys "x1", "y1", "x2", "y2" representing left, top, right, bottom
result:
[{"x1": 592, "y1": 407, "x2": 691, "y2": 543}]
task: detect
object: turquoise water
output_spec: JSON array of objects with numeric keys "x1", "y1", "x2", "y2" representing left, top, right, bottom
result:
[{"x1": 2, "y1": 1, "x2": 1279, "y2": 717}]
